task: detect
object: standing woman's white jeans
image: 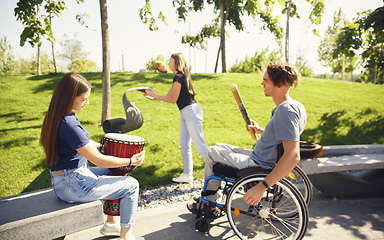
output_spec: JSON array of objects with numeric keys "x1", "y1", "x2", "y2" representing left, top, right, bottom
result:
[{"x1": 179, "y1": 103, "x2": 209, "y2": 175}]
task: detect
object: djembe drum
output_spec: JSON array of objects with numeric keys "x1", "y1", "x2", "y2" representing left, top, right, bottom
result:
[{"x1": 100, "y1": 133, "x2": 146, "y2": 216}]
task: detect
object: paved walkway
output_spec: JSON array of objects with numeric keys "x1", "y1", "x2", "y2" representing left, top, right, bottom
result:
[{"x1": 64, "y1": 189, "x2": 384, "y2": 240}]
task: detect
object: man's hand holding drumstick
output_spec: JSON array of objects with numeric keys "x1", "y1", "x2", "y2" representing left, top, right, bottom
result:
[
  {"x1": 230, "y1": 84, "x2": 264, "y2": 141},
  {"x1": 247, "y1": 119, "x2": 264, "y2": 136}
]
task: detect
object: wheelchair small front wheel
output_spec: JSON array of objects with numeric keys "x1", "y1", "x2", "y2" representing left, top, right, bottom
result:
[{"x1": 195, "y1": 218, "x2": 209, "y2": 232}]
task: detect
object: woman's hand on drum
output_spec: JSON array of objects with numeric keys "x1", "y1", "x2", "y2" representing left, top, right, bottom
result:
[
  {"x1": 90, "y1": 140, "x2": 103, "y2": 152},
  {"x1": 131, "y1": 151, "x2": 145, "y2": 166}
]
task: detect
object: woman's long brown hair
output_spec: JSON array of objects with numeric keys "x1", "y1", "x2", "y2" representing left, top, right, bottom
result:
[
  {"x1": 40, "y1": 73, "x2": 91, "y2": 166},
  {"x1": 171, "y1": 53, "x2": 196, "y2": 96}
]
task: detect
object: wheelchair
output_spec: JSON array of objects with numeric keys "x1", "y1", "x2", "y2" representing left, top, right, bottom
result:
[{"x1": 193, "y1": 163, "x2": 310, "y2": 240}]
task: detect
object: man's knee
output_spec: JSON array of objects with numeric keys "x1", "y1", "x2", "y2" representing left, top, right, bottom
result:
[
  {"x1": 214, "y1": 142, "x2": 226, "y2": 148},
  {"x1": 207, "y1": 146, "x2": 218, "y2": 162}
]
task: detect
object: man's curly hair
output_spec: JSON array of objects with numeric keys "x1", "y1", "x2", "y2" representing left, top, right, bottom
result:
[{"x1": 267, "y1": 62, "x2": 301, "y2": 88}]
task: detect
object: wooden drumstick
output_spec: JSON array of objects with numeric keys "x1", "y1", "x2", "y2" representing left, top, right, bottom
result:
[{"x1": 230, "y1": 84, "x2": 258, "y2": 141}]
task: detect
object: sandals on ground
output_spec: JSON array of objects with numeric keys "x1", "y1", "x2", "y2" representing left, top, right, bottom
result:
[
  {"x1": 186, "y1": 202, "x2": 221, "y2": 218},
  {"x1": 187, "y1": 202, "x2": 206, "y2": 215}
]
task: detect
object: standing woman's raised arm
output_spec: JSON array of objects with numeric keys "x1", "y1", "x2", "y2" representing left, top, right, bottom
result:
[{"x1": 144, "y1": 81, "x2": 181, "y2": 104}]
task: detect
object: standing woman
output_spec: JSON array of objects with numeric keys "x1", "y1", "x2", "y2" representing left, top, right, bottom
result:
[
  {"x1": 145, "y1": 53, "x2": 209, "y2": 183},
  {"x1": 40, "y1": 72, "x2": 145, "y2": 240}
]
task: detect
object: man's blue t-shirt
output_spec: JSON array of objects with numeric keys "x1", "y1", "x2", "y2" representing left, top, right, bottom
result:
[
  {"x1": 48, "y1": 112, "x2": 90, "y2": 171},
  {"x1": 250, "y1": 98, "x2": 307, "y2": 169}
]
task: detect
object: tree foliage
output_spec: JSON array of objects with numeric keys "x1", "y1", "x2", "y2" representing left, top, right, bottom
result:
[
  {"x1": 317, "y1": 8, "x2": 360, "y2": 75},
  {"x1": 68, "y1": 59, "x2": 98, "y2": 72},
  {"x1": 229, "y1": 47, "x2": 282, "y2": 73},
  {"x1": 14, "y1": 0, "x2": 67, "y2": 47},
  {"x1": 59, "y1": 33, "x2": 90, "y2": 69},
  {"x1": 295, "y1": 55, "x2": 313, "y2": 77},
  {"x1": 140, "y1": 0, "x2": 325, "y2": 73},
  {"x1": 139, "y1": 0, "x2": 167, "y2": 31},
  {"x1": 28, "y1": 50, "x2": 55, "y2": 74},
  {"x1": 0, "y1": 35, "x2": 17, "y2": 75},
  {"x1": 181, "y1": 22, "x2": 221, "y2": 49},
  {"x1": 172, "y1": 0, "x2": 284, "y2": 45},
  {"x1": 333, "y1": 5, "x2": 384, "y2": 83}
]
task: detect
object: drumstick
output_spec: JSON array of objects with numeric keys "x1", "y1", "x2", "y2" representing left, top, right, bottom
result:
[{"x1": 230, "y1": 84, "x2": 258, "y2": 141}]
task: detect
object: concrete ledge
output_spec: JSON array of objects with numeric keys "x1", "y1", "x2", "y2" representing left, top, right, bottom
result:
[
  {"x1": 298, "y1": 145, "x2": 384, "y2": 175},
  {"x1": 299, "y1": 154, "x2": 384, "y2": 175},
  {"x1": 0, "y1": 188, "x2": 104, "y2": 240},
  {"x1": 321, "y1": 144, "x2": 384, "y2": 157}
]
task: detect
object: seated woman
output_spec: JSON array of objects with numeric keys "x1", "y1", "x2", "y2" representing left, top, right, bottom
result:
[{"x1": 40, "y1": 72, "x2": 145, "y2": 240}]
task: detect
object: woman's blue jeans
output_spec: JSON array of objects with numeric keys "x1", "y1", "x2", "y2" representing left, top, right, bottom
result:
[
  {"x1": 179, "y1": 103, "x2": 209, "y2": 175},
  {"x1": 50, "y1": 164, "x2": 139, "y2": 228}
]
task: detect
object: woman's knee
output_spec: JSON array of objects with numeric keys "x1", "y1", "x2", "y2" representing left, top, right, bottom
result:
[
  {"x1": 121, "y1": 177, "x2": 139, "y2": 198},
  {"x1": 122, "y1": 177, "x2": 139, "y2": 192},
  {"x1": 131, "y1": 177, "x2": 139, "y2": 190}
]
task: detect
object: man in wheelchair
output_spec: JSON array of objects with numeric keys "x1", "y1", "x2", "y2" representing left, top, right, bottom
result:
[{"x1": 187, "y1": 61, "x2": 307, "y2": 214}]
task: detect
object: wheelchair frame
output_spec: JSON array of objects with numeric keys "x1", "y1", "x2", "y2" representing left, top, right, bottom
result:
[{"x1": 194, "y1": 164, "x2": 309, "y2": 240}]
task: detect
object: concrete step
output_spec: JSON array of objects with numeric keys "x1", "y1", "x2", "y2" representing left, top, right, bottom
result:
[{"x1": 0, "y1": 188, "x2": 104, "y2": 240}]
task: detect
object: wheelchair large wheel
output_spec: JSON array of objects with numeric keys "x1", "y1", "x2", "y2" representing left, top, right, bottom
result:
[
  {"x1": 226, "y1": 173, "x2": 308, "y2": 240},
  {"x1": 286, "y1": 165, "x2": 313, "y2": 207}
]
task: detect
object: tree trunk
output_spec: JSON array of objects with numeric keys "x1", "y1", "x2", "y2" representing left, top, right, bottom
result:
[
  {"x1": 100, "y1": 0, "x2": 111, "y2": 124},
  {"x1": 285, "y1": 0, "x2": 291, "y2": 63},
  {"x1": 342, "y1": 53, "x2": 345, "y2": 81},
  {"x1": 219, "y1": 0, "x2": 226, "y2": 73},
  {"x1": 49, "y1": 0, "x2": 58, "y2": 73},
  {"x1": 214, "y1": 42, "x2": 222, "y2": 73},
  {"x1": 37, "y1": 4, "x2": 41, "y2": 76},
  {"x1": 51, "y1": 42, "x2": 58, "y2": 73},
  {"x1": 37, "y1": 46, "x2": 41, "y2": 75}
]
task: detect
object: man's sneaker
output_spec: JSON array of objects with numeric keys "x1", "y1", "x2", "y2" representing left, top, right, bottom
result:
[
  {"x1": 172, "y1": 173, "x2": 193, "y2": 183},
  {"x1": 100, "y1": 221, "x2": 120, "y2": 236}
]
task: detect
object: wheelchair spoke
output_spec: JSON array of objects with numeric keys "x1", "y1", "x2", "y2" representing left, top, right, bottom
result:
[
  {"x1": 264, "y1": 217, "x2": 291, "y2": 239},
  {"x1": 269, "y1": 213, "x2": 299, "y2": 234}
]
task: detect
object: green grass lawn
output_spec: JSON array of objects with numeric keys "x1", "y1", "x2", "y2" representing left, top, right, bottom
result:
[{"x1": 1, "y1": 72, "x2": 383, "y2": 198}]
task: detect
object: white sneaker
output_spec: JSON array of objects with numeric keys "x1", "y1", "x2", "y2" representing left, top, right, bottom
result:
[
  {"x1": 100, "y1": 221, "x2": 120, "y2": 236},
  {"x1": 172, "y1": 173, "x2": 193, "y2": 183}
]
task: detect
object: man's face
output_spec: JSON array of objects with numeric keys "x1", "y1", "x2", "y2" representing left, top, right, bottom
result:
[{"x1": 261, "y1": 71, "x2": 275, "y2": 97}]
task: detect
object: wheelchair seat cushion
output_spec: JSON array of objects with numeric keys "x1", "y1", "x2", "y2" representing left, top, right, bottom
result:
[{"x1": 213, "y1": 164, "x2": 271, "y2": 180}]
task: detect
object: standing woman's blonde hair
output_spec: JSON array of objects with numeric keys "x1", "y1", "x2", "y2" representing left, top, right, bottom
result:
[
  {"x1": 40, "y1": 72, "x2": 92, "y2": 166},
  {"x1": 171, "y1": 53, "x2": 196, "y2": 96}
]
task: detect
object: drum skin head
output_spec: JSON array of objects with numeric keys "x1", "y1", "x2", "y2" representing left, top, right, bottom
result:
[{"x1": 103, "y1": 133, "x2": 145, "y2": 144}]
